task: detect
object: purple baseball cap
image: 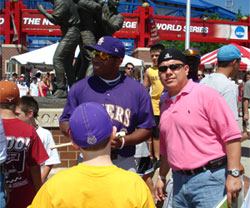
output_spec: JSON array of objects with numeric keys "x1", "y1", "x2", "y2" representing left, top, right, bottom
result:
[
  {"x1": 69, "y1": 102, "x2": 113, "y2": 148},
  {"x1": 86, "y1": 36, "x2": 125, "y2": 58}
]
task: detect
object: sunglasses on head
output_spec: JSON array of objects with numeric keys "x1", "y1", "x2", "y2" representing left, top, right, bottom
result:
[
  {"x1": 92, "y1": 50, "x2": 116, "y2": 60},
  {"x1": 184, "y1": 49, "x2": 201, "y2": 56},
  {"x1": 158, "y1": 64, "x2": 185, "y2": 72}
]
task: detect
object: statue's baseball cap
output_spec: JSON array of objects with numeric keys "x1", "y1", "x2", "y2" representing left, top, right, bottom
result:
[
  {"x1": 158, "y1": 48, "x2": 187, "y2": 66},
  {"x1": 86, "y1": 36, "x2": 125, "y2": 58},
  {"x1": 217, "y1": 44, "x2": 241, "y2": 61},
  {"x1": 0, "y1": 81, "x2": 20, "y2": 104},
  {"x1": 69, "y1": 102, "x2": 113, "y2": 148}
]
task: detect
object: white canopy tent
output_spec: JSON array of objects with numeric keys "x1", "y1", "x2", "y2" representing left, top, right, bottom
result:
[
  {"x1": 10, "y1": 42, "x2": 145, "y2": 81},
  {"x1": 11, "y1": 42, "x2": 144, "y2": 69}
]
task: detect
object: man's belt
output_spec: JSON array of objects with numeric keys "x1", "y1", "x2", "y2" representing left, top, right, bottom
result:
[{"x1": 177, "y1": 156, "x2": 227, "y2": 176}]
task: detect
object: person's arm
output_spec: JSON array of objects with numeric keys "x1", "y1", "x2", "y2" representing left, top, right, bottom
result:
[
  {"x1": 243, "y1": 98, "x2": 249, "y2": 122},
  {"x1": 37, "y1": 4, "x2": 57, "y2": 25},
  {"x1": 41, "y1": 165, "x2": 53, "y2": 184},
  {"x1": 38, "y1": 82, "x2": 44, "y2": 97},
  {"x1": 30, "y1": 165, "x2": 42, "y2": 193},
  {"x1": 47, "y1": 80, "x2": 53, "y2": 91},
  {"x1": 77, "y1": 0, "x2": 102, "y2": 12},
  {"x1": 155, "y1": 155, "x2": 170, "y2": 201},
  {"x1": 225, "y1": 139, "x2": 242, "y2": 207},
  {"x1": 111, "y1": 128, "x2": 152, "y2": 150},
  {"x1": 142, "y1": 69, "x2": 151, "y2": 89},
  {"x1": 59, "y1": 121, "x2": 70, "y2": 137}
]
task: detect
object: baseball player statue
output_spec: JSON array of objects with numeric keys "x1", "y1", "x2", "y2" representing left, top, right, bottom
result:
[{"x1": 38, "y1": 0, "x2": 80, "y2": 98}]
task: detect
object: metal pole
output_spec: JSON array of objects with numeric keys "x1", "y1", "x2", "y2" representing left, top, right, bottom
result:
[
  {"x1": 185, "y1": 0, "x2": 191, "y2": 49},
  {"x1": 9, "y1": 58, "x2": 13, "y2": 81}
]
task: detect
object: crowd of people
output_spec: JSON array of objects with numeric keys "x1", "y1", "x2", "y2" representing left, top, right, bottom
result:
[
  {"x1": 0, "y1": 35, "x2": 249, "y2": 208},
  {"x1": 7, "y1": 71, "x2": 58, "y2": 98}
]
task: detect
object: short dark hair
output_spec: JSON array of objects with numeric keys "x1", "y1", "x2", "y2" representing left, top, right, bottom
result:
[
  {"x1": 0, "y1": 103, "x2": 17, "y2": 111},
  {"x1": 244, "y1": 71, "x2": 250, "y2": 82},
  {"x1": 20, "y1": 96, "x2": 39, "y2": 118},
  {"x1": 125, "y1": 62, "x2": 134, "y2": 68},
  {"x1": 218, "y1": 58, "x2": 241, "y2": 68},
  {"x1": 150, "y1": 43, "x2": 165, "y2": 52}
]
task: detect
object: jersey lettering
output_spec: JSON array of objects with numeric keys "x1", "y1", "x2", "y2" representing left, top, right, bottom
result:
[
  {"x1": 105, "y1": 104, "x2": 115, "y2": 119},
  {"x1": 123, "y1": 108, "x2": 131, "y2": 127},
  {"x1": 114, "y1": 106, "x2": 124, "y2": 123},
  {"x1": 104, "y1": 104, "x2": 131, "y2": 127},
  {"x1": 6, "y1": 136, "x2": 30, "y2": 151}
]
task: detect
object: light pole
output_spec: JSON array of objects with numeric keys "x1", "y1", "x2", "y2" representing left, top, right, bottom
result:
[{"x1": 185, "y1": 0, "x2": 191, "y2": 49}]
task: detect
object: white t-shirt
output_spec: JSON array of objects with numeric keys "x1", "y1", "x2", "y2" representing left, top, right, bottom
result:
[
  {"x1": 36, "y1": 127, "x2": 61, "y2": 168},
  {"x1": 201, "y1": 73, "x2": 238, "y2": 120},
  {"x1": 30, "y1": 82, "x2": 39, "y2": 96},
  {"x1": 134, "y1": 141, "x2": 150, "y2": 158},
  {"x1": 17, "y1": 83, "x2": 29, "y2": 97}
]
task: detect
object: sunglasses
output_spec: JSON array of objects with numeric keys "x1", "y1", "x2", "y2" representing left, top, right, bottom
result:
[
  {"x1": 127, "y1": 67, "x2": 134, "y2": 70},
  {"x1": 158, "y1": 64, "x2": 185, "y2": 72},
  {"x1": 184, "y1": 49, "x2": 200, "y2": 56},
  {"x1": 92, "y1": 50, "x2": 116, "y2": 60}
]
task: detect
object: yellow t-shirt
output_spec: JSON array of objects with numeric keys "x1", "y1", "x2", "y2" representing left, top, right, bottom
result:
[
  {"x1": 28, "y1": 164, "x2": 155, "y2": 208},
  {"x1": 148, "y1": 67, "x2": 164, "y2": 116}
]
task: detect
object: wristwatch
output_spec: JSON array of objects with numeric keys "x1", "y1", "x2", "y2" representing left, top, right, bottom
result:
[{"x1": 228, "y1": 169, "x2": 240, "y2": 177}]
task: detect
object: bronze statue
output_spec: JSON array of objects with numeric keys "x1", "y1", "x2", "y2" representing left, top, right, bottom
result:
[
  {"x1": 38, "y1": 0, "x2": 80, "y2": 98},
  {"x1": 38, "y1": 0, "x2": 124, "y2": 98},
  {"x1": 74, "y1": 0, "x2": 124, "y2": 81}
]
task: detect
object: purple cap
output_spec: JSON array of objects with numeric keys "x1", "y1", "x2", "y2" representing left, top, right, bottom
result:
[
  {"x1": 86, "y1": 36, "x2": 125, "y2": 58},
  {"x1": 69, "y1": 102, "x2": 113, "y2": 148}
]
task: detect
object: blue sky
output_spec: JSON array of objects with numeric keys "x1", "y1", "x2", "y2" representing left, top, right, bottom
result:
[{"x1": 205, "y1": 0, "x2": 250, "y2": 15}]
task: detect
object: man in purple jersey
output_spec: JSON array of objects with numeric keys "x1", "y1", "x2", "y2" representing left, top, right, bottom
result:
[{"x1": 59, "y1": 36, "x2": 155, "y2": 171}]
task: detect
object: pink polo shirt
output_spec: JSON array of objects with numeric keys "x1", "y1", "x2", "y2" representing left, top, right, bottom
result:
[{"x1": 159, "y1": 80, "x2": 241, "y2": 171}]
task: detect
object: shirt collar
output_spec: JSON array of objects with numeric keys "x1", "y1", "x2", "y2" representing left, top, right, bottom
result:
[{"x1": 166, "y1": 79, "x2": 195, "y2": 102}]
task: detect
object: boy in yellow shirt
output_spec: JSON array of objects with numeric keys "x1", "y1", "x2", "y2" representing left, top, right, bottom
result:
[{"x1": 28, "y1": 102, "x2": 155, "y2": 208}]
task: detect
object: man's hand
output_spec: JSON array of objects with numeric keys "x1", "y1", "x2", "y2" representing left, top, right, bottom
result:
[
  {"x1": 155, "y1": 178, "x2": 167, "y2": 202},
  {"x1": 37, "y1": 4, "x2": 46, "y2": 15},
  {"x1": 111, "y1": 136, "x2": 123, "y2": 150},
  {"x1": 226, "y1": 175, "x2": 242, "y2": 206},
  {"x1": 243, "y1": 113, "x2": 249, "y2": 122}
]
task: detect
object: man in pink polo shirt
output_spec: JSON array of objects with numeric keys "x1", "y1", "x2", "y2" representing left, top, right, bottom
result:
[{"x1": 154, "y1": 48, "x2": 242, "y2": 207}]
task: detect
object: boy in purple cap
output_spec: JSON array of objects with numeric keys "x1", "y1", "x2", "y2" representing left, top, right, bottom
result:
[
  {"x1": 59, "y1": 36, "x2": 155, "y2": 172},
  {"x1": 29, "y1": 102, "x2": 155, "y2": 208}
]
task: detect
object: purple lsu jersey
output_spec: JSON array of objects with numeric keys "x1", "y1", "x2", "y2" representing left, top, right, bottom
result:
[{"x1": 60, "y1": 74, "x2": 155, "y2": 157}]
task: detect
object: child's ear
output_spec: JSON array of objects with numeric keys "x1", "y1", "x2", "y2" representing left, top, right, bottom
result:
[{"x1": 28, "y1": 109, "x2": 34, "y2": 118}]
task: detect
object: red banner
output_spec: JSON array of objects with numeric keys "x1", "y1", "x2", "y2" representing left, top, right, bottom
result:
[
  {"x1": 148, "y1": 15, "x2": 161, "y2": 46},
  {"x1": 0, "y1": 10, "x2": 248, "y2": 42},
  {"x1": 154, "y1": 18, "x2": 248, "y2": 40},
  {"x1": 21, "y1": 13, "x2": 60, "y2": 33}
]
